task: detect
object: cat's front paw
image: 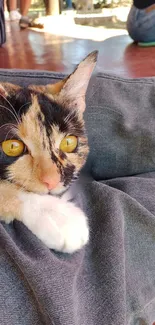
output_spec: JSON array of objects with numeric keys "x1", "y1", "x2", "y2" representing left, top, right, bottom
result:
[
  {"x1": 56, "y1": 201, "x2": 89, "y2": 253},
  {"x1": 19, "y1": 193, "x2": 89, "y2": 253}
]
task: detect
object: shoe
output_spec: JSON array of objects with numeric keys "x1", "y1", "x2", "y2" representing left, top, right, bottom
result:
[
  {"x1": 4, "y1": 11, "x2": 10, "y2": 21},
  {"x1": 9, "y1": 10, "x2": 21, "y2": 21},
  {"x1": 19, "y1": 16, "x2": 44, "y2": 29},
  {"x1": 19, "y1": 16, "x2": 30, "y2": 29}
]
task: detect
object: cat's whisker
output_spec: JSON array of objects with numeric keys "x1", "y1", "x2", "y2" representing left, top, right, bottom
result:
[
  {"x1": 20, "y1": 173, "x2": 35, "y2": 191},
  {"x1": 0, "y1": 105, "x2": 20, "y2": 124},
  {"x1": 64, "y1": 111, "x2": 75, "y2": 124},
  {"x1": 4, "y1": 128, "x2": 16, "y2": 143},
  {"x1": 64, "y1": 110, "x2": 74, "y2": 121},
  {"x1": 0, "y1": 94, "x2": 20, "y2": 123},
  {"x1": 7, "y1": 174, "x2": 28, "y2": 191},
  {"x1": 18, "y1": 101, "x2": 31, "y2": 119},
  {"x1": 0, "y1": 122, "x2": 18, "y2": 131},
  {"x1": 64, "y1": 114, "x2": 81, "y2": 128},
  {"x1": 19, "y1": 180, "x2": 27, "y2": 191}
]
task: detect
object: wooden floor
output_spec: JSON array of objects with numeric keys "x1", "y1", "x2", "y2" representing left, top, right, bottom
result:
[{"x1": 1, "y1": 21, "x2": 155, "y2": 78}]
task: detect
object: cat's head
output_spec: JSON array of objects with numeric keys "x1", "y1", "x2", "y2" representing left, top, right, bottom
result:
[{"x1": 0, "y1": 51, "x2": 97, "y2": 195}]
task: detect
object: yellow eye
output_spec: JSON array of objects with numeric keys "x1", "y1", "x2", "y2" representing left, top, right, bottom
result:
[
  {"x1": 2, "y1": 140, "x2": 25, "y2": 157},
  {"x1": 60, "y1": 136, "x2": 78, "y2": 153}
]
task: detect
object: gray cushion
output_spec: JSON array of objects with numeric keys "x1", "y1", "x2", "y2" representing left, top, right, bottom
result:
[{"x1": 86, "y1": 73, "x2": 155, "y2": 179}]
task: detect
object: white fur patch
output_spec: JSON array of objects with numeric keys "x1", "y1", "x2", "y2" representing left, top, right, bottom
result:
[{"x1": 19, "y1": 192, "x2": 89, "y2": 253}]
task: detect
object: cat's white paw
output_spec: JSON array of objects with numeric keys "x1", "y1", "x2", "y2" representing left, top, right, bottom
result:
[
  {"x1": 55, "y1": 200, "x2": 89, "y2": 253},
  {"x1": 19, "y1": 192, "x2": 89, "y2": 253}
]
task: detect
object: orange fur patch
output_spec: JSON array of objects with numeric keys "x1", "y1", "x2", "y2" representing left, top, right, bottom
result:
[{"x1": 0, "y1": 181, "x2": 22, "y2": 222}]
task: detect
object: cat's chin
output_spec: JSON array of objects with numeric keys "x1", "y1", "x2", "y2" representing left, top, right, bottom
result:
[{"x1": 49, "y1": 185, "x2": 69, "y2": 196}]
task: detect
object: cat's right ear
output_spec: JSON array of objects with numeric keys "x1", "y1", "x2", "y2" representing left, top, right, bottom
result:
[
  {"x1": 46, "y1": 51, "x2": 98, "y2": 113},
  {"x1": 29, "y1": 51, "x2": 98, "y2": 114}
]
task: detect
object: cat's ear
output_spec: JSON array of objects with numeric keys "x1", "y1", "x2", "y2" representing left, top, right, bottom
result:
[
  {"x1": 0, "y1": 84, "x2": 8, "y2": 97},
  {"x1": 0, "y1": 83, "x2": 21, "y2": 97},
  {"x1": 46, "y1": 51, "x2": 98, "y2": 113}
]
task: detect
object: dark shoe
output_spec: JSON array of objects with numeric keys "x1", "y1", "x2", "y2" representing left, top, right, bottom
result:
[
  {"x1": 19, "y1": 16, "x2": 44, "y2": 29},
  {"x1": 19, "y1": 16, "x2": 30, "y2": 29}
]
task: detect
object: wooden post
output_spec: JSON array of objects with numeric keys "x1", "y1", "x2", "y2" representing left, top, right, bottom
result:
[{"x1": 44, "y1": 0, "x2": 60, "y2": 15}]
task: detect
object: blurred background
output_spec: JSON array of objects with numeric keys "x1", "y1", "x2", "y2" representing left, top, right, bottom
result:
[
  {"x1": 12, "y1": 0, "x2": 131, "y2": 40},
  {"x1": 2, "y1": 0, "x2": 150, "y2": 79}
]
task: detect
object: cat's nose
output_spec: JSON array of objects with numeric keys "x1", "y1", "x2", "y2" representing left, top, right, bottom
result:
[
  {"x1": 38, "y1": 159, "x2": 61, "y2": 190},
  {"x1": 41, "y1": 175, "x2": 60, "y2": 190}
]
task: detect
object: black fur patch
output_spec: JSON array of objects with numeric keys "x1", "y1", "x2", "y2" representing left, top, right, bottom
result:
[
  {"x1": 51, "y1": 151, "x2": 59, "y2": 165},
  {"x1": 63, "y1": 164, "x2": 75, "y2": 186},
  {"x1": 37, "y1": 93, "x2": 85, "y2": 136},
  {"x1": 0, "y1": 147, "x2": 21, "y2": 179},
  {"x1": 0, "y1": 88, "x2": 32, "y2": 127},
  {"x1": 37, "y1": 112, "x2": 43, "y2": 123},
  {"x1": 0, "y1": 88, "x2": 33, "y2": 179},
  {"x1": 59, "y1": 151, "x2": 66, "y2": 160}
]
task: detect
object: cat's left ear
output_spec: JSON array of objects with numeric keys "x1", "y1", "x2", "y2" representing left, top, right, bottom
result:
[
  {"x1": 46, "y1": 51, "x2": 98, "y2": 113},
  {"x1": 0, "y1": 83, "x2": 21, "y2": 97},
  {"x1": 0, "y1": 84, "x2": 8, "y2": 97}
]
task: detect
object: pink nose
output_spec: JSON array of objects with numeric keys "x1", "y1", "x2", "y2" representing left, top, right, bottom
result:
[{"x1": 41, "y1": 175, "x2": 60, "y2": 190}]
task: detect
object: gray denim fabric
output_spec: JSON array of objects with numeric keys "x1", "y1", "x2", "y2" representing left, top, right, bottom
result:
[
  {"x1": 127, "y1": 5, "x2": 155, "y2": 42},
  {"x1": 0, "y1": 70, "x2": 155, "y2": 325}
]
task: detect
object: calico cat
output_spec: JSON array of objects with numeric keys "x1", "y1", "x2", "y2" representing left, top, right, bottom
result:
[{"x1": 0, "y1": 51, "x2": 97, "y2": 253}]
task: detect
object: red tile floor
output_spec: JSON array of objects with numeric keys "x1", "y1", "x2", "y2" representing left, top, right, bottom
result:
[{"x1": 1, "y1": 20, "x2": 155, "y2": 78}]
